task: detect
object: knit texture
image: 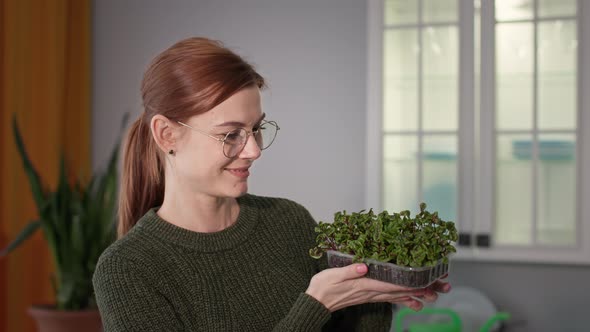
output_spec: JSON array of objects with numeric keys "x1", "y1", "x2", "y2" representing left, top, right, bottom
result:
[{"x1": 93, "y1": 194, "x2": 392, "y2": 331}]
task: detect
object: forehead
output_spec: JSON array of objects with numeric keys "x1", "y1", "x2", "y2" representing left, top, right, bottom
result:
[{"x1": 196, "y1": 86, "x2": 263, "y2": 127}]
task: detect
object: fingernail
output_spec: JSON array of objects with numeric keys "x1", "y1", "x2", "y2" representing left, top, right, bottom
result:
[
  {"x1": 412, "y1": 302, "x2": 423, "y2": 311},
  {"x1": 356, "y1": 264, "x2": 367, "y2": 273}
]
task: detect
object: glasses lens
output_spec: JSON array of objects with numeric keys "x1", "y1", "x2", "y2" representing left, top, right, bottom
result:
[
  {"x1": 256, "y1": 121, "x2": 278, "y2": 150},
  {"x1": 222, "y1": 122, "x2": 279, "y2": 158},
  {"x1": 223, "y1": 128, "x2": 247, "y2": 158}
]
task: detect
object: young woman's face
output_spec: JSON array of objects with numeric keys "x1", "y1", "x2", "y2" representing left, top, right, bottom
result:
[{"x1": 174, "y1": 86, "x2": 264, "y2": 198}]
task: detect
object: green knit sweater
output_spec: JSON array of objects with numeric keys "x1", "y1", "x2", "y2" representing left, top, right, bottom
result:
[{"x1": 93, "y1": 194, "x2": 391, "y2": 331}]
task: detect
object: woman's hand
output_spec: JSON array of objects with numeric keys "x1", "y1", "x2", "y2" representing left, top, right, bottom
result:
[
  {"x1": 407, "y1": 276, "x2": 452, "y2": 310},
  {"x1": 305, "y1": 264, "x2": 451, "y2": 312}
]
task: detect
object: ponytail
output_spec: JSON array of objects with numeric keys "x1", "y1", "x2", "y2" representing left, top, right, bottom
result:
[{"x1": 117, "y1": 117, "x2": 164, "y2": 237}]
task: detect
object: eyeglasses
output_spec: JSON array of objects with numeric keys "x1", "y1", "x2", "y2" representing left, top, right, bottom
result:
[{"x1": 177, "y1": 120, "x2": 280, "y2": 158}]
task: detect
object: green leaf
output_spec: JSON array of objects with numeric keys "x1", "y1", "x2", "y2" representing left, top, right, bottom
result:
[
  {"x1": 0, "y1": 220, "x2": 41, "y2": 256},
  {"x1": 12, "y1": 116, "x2": 46, "y2": 212},
  {"x1": 309, "y1": 247, "x2": 323, "y2": 259},
  {"x1": 310, "y1": 202, "x2": 458, "y2": 268},
  {"x1": 71, "y1": 215, "x2": 84, "y2": 258}
]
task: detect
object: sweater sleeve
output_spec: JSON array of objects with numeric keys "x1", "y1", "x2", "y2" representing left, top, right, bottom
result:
[
  {"x1": 323, "y1": 303, "x2": 393, "y2": 332},
  {"x1": 269, "y1": 293, "x2": 392, "y2": 332},
  {"x1": 92, "y1": 254, "x2": 183, "y2": 332},
  {"x1": 271, "y1": 293, "x2": 332, "y2": 332}
]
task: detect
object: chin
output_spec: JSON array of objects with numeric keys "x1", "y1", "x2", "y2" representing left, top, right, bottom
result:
[{"x1": 227, "y1": 184, "x2": 248, "y2": 198}]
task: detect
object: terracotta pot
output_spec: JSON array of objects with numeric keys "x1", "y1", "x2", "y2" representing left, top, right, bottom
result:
[{"x1": 28, "y1": 305, "x2": 102, "y2": 332}]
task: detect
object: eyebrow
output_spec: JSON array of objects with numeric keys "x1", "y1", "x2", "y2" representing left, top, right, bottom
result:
[{"x1": 214, "y1": 113, "x2": 266, "y2": 127}]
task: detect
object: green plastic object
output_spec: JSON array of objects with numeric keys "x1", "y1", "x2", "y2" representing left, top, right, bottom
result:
[
  {"x1": 394, "y1": 307, "x2": 511, "y2": 332},
  {"x1": 479, "y1": 312, "x2": 511, "y2": 332},
  {"x1": 395, "y1": 307, "x2": 461, "y2": 332}
]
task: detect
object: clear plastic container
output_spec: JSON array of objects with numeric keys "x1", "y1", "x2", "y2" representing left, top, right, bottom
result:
[{"x1": 326, "y1": 250, "x2": 449, "y2": 288}]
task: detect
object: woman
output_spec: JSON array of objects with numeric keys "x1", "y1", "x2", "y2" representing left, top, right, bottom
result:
[{"x1": 92, "y1": 37, "x2": 450, "y2": 332}]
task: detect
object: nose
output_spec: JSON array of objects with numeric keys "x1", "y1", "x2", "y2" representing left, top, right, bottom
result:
[{"x1": 238, "y1": 133, "x2": 261, "y2": 160}]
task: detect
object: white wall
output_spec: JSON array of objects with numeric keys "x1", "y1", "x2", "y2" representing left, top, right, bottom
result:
[
  {"x1": 92, "y1": 0, "x2": 368, "y2": 223},
  {"x1": 93, "y1": 1, "x2": 590, "y2": 331}
]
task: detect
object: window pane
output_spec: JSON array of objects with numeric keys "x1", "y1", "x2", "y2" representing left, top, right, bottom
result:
[
  {"x1": 383, "y1": 135, "x2": 418, "y2": 212},
  {"x1": 384, "y1": 29, "x2": 419, "y2": 131},
  {"x1": 475, "y1": 2, "x2": 481, "y2": 144},
  {"x1": 422, "y1": 135, "x2": 457, "y2": 222},
  {"x1": 496, "y1": 23, "x2": 534, "y2": 130},
  {"x1": 384, "y1": 0, "x2": 418, "y2": 25},
  {"x1": 538, "y1": 0, "x2": 576, "y2": 18},
  {"x1": 495, "y1": 0, "x2": 533, "y2": 21},
  {"x1": 423, "y1": 26, "x2": 458, "y2": 131},
  {"x1": 423, "y1": 0, "x2": 458, "y2": 23},
  {"x1": 537, "y1": 134, "x2": 576, "y2": 246},
  {"x1": 538, "y1": 20, "x2": 577, "y2": 130},
  {"x1": 495, "y1": 135, "x2": 533, "y2": 245}
]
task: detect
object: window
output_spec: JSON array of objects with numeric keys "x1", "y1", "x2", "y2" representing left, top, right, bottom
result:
[{"x1": 366, "y1": 0, "x2": 590, "y2": 264}]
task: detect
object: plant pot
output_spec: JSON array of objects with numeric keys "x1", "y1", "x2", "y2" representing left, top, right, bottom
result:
[
  {"x1": 28, "y1": 305, "x2": 102, "y2": 332},
  {"x1": 327, "y1": 250, "x2": 449, "y2": 288}
]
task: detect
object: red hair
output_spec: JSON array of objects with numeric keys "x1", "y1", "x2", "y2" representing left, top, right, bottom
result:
[{"x1": 118, "y1": 37, "x2": 266, "y2": 237}]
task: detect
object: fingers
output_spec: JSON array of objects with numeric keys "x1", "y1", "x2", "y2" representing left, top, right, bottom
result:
[
  {"x1": 414, "y1": 288, "x2": 438, "y2": 303},
  {"x1": 308, "y1": 266, "x2": 452, "y2": 313},
  {"x1": 398, "y1": 281, "x2": 451, "y2": 312},
  {"x1": 399, "y1": 298, "x2": 424, "y2": 311},
  {"x1": 429, "y1": 280, "x2": 452, "y2": 294},
  {"x1": 353, "y1": 277, "x2": 420, "y2": 293},
  {"x1": 321, "y1": 263, "x2": 369, "y2": 283},
  {"x1": 367, "y1": 290, "x2": 425, "y2": 304},
  {"x1": 345, "y1": 263, "x2": 369, "y2": 280}
]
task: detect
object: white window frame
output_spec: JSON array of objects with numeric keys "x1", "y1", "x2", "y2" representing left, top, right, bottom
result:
[{"x1": 366, "y1": 0, "x2": 590, "y2": 265}]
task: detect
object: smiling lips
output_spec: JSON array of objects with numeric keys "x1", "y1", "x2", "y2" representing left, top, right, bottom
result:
[{"x1": 226, "y1": 167, "x2": 250, "y2": 179}]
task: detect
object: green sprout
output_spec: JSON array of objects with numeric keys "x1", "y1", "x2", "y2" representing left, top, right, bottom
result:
[{"x1": 309, "y1": 203, "x2": 459, "y2": 268}]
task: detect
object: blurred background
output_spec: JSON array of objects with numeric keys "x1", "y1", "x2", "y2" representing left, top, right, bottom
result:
[{"x1": 1, "y1": 0, "x2": 589, "y2": 331}]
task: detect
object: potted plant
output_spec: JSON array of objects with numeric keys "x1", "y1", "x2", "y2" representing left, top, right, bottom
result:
[
  {"x1": 309, "y1": 203, "x2": 458, "y2": 288},
  {"x1": 0, "y1": 116, "x2": 124, "y2": 332}
]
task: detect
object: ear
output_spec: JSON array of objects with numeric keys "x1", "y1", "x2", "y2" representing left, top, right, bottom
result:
[{"x1": 150, "y1": 114, "x2": 177, "y2": 154}]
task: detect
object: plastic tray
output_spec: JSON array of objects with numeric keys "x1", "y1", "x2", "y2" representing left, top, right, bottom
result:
[{"x1": 327, "y1": 250, "x2": 449, "y2": 288}]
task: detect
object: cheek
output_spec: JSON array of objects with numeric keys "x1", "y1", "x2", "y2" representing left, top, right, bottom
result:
[
  {"x1": 175, "y1": 148, "x2": 230, "y2": 180},
  {"x1": 174, "y1": 137, "x2": 235, "y2": 179}
]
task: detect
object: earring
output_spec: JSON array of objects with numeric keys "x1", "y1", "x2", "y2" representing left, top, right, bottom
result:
[{"x1": 168, "y1": 149, "x2": 175, "y2": 155}]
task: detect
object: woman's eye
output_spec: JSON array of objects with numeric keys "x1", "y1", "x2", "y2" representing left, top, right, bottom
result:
[
  {"x1": 254, "y1": 124, "x2": 266, "y2": 133},
  {"x1": 225, "y1": 131, "x2": 242, "y2": 143}
]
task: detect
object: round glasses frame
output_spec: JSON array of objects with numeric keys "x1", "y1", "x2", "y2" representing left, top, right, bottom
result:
[{"x1": 177, "y1": 120, "x2": 280, "y2": 158}]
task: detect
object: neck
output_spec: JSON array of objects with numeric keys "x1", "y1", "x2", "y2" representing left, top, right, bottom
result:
[{"x1": 157, "y1": 182, "x2": 239, "y2": 233}]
